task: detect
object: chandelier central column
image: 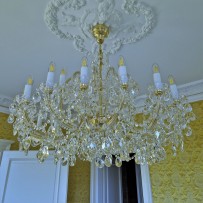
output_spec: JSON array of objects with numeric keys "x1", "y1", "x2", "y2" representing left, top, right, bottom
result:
[{"x1": 92, "y1": 24, "x2": 110, "y2": 116}]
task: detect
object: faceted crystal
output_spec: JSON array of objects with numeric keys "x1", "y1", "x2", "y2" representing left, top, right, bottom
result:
[
  {"x1": 7, "y1": 114, "x2": 14, "y2": 124},
  {"x1": 36, "y1": 151, "x2": 45, "y2": 163},
  {"x1": 105, "y1": 155, "x2": 112, "y2": 167},
  {"x1": 32, "y1": 92, "x2": 41, "y2": 103},
  {"x1": 95, "y1": 158, "x2": 105, "y2": 168},
  {"x1": 115, "y1": 157, "x2": 122, "y2": 167},
  {"x1": 22, "y1": 138, "x2": 31, "y2": 150}
]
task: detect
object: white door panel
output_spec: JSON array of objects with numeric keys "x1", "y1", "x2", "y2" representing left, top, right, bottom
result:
[{"x1": 0, "y1": 151, "x2": 68, "y2": 203}]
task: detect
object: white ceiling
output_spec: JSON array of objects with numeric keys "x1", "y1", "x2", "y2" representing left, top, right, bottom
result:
[{"x1": 0, "y1": 0, "x2": 203, "y2": 98}]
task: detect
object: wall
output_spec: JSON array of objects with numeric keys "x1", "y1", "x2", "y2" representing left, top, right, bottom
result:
[
  {"x1": 0, "y1": 112, "x2": 18, "y2": 150},
  {"x1": 0, "y1": 112, "x2": 90, "y2": 203},
  {"x1": 68, "y1": 160, "x2": 90, "y2": 203},
  {"x1": 150, "y1": 101, "x2": 203, "y2": 203}
]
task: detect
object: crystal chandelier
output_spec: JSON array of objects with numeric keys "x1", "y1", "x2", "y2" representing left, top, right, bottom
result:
[{"x1": 8, "y1": 24, "x2": 195, "y2": 168}]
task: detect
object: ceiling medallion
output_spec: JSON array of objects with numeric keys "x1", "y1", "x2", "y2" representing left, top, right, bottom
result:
[
  {"x1": 8, "y1": 21, "x2": 195, "y2": 168},
  {"x1": 44, "y1": 0, "x2": 154, "y2": 56}
]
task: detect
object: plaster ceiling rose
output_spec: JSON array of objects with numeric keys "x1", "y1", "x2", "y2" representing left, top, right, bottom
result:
[{"x1": 44, "y1": 0, "x2": 155, "y2": 56}]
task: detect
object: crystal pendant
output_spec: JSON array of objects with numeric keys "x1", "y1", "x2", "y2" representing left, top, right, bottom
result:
[
  {"x1": 36, "y1": 151, "x2": 45, "y2": 163},
  {"x1": 41, "y1": 146, "x2": 49, "y2": 158},
  {"x1": 9, "y1": 104, "x2": 17, "y2": 114},
  {"x1": 32, "y1": 92, "x2": 41, "y2": 103},
  {"x1": 95, "y1": 157, "x2": 105, "y2": 168},
  {"x1": 7, "y1": 114, "x2": 14, "y2": 124},
  {"x1": 54, "y1": 156, "x2": 59, "y2": 165},
  {"x1": 22, "y1": 138, "x2": 31, "y2": 150},
  {"x1": 105, "y1": 155, "x2": 112, "y2": 167},
  {"x1": 115, "y1": 157, "x2": 122, "y2": 167},
  {"x1": 61, "y1": 158, "x2": 68, "y2": 166}
]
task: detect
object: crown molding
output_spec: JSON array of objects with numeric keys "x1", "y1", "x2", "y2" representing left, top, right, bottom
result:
[
  {"x1": 0, "y1": 95, "x2": 13, "y2": 114},
  {"x1": 0, "y1": 79, "x2": 202, "y2": 114}
]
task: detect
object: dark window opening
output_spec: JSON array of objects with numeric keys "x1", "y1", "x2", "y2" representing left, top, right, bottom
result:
[{"x1": 122, "y1": 159, "x2": 143, "y2": 203}]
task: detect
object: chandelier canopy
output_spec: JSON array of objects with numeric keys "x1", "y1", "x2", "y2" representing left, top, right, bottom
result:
[{"x1": 8, "y1": 23, "x2": 195, "y2": 168}]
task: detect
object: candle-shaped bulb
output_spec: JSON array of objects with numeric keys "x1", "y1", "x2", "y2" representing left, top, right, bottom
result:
[
  {"x1": 59, "y1": 69, "x2": 66, "y2": 86},
  {"x1": 168, "y1": 75, "x2": 175, "y2": 85},
  {"x1": 27, "y1": 77, "x2": 33, "y2": 85},
  {"x1": 80, "y1": 58, "x2": 89, "y2": 85},
  {"x1": 168, "y1": 75, "x2": 179, "y2": 99},
  {"x1": 61, "y1": 69, "x2": 66, "y2": 75},
  {"x1": 153, "y1": 64, "x2": 163, "y2": 90},
  {"x1": 82, "y1": 58, "x2": 87, "y2": 67},
  {"x1": 24, "y1": 76, "x2": 33, "y2": 100},
  {"x1": 153, "y1": 64, "x2": 159, "y2": 73},
  {"x1": 119, "y1": 56, "x2": 125, "y2": 66},
  {"x1": 46, "y1": 62, "x2": 55, "y2": 88},
  {"x1": 49, "y1": 63, "x2": 55, "y2": 72},
  {"x1": 118, "y1": 56, "x2": 128, "y2": 84}
]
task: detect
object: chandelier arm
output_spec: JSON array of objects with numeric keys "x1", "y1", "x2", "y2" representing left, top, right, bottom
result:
[
  {"x1": 65, "y1": 78, "x2": 71, "y2": 84},
  {"x1": 22, "y1": 108, "x2": 65, "y2": 145},
  {"x1": 21, "y1": 108, "x2": 36, "y2": 129},
  {"x1": 147, "y1": 102, "x2": 161, "y2": 129},
  {"x1": 118, "y1": 95, "x2": 125, "y2": 111},
  {"x1": 22, "y1": 110, "x2": 46, "y2": 138},
  {"x1": 44, "y1": 93, "x2": 73, "y2": 129}
]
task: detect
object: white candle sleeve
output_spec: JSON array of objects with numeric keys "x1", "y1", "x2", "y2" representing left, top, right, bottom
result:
[
  {"x1": 80, "y1": 75, "x2": 89, "y2": 84},
  {"x1": 153, "y1": 72, "x2": 163, "y2": 89},
  {"x1": 46, "y1": 72, "x2": 55, "y2": 88},
  {"x1": 120, "y1": 75, "x2": 128, "y2": 84},
  {"x1": 80, "y1": 66, "x2": 89, "y2": 84},
  {"x1": 24, "y1": 84, "x2": 32, "y2": 100},
  {"x1": 170, "y1": 84, "x2": 179, "y2": 99},
  {"x1": 118, "y1": 66, "x2": 128, "y2": 83},
  {"x1": 59, "y1": 74, "x2": 66, "y2": 86}
]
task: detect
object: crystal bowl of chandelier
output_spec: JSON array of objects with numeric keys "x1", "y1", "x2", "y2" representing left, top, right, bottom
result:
[{"x1": 8, "y1": 57, "x2": 195, "y2": 168}]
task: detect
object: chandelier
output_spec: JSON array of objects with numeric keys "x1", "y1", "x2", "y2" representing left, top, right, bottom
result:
[{"x1": 8, "y1": 23, "x2": 195, "y2": 168}]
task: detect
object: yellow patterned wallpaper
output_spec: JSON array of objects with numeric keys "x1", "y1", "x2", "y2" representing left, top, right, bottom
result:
[
  {"x1": 68, "y1": 159, "x2": 90, "y2": 203},
  {"x1": 0, "y1": 112, "x2": 18, "y2": 150},
  {"x1": 150, "y1": 101, "x2": 203, "y2": 203},
  {"x1": 0, "y1": 112, "x2": 90, "y2": 203}
]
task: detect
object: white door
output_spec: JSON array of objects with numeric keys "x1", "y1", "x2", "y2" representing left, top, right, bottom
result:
[
  {"x1": 90, "y1": 163, "x2": 153, "y2": 203},
  {"x1": 90, "y1": 163, "x2": 123, "y2": 203},
  {"x1": 0, "y1": 151, "x2": 69, "y2": 203}
]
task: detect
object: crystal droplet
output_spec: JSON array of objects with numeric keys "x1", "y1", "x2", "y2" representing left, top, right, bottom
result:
[
  {"x1": 172, "y1": 145, "x2": 177, "y2": 156},
  {"x1": 115, "y1": 157, "x2": 122, "y2": 167},
  {"x1": 15, "y1": 95, "x2": 20, "y2": 103},
  {"x1": 36, "y1": 151, "x2": 45, "y2": 163},
  {"x1": 105, "y1": 156, "x2": 112, "y2": 167},
  {"x1": 69, "y1": 156, "x2": 76, "y2": 167},
  {"x1": 9, "y1": 104, "x2": 17, "y2": 114},
  {"x1": 7, "y1": 114, "x2": 14, "y2": 124},
  {"x1": 13, "y1": 129, "x2": 17, "y2": 136},
  {"x1": 22, "y1": 138, "x2": 31, "y2": 150},
  {"x1": 95, "y1": 158, "x2": 104, "y2": 168},
  {"x1": 186, "y1": 127, "x2": 192, "y2": 136},
  {"x1": 32, "y1": 92, "x2": 41, "y2": 103},
  {"x1": 54, "y1": 157, "x2": 58, "y2": 165},
  {"x1": 61, "y1": 158, "x2": 68, "y2": 166},
  {"x1": 41, "y1": 146, "x2": 49, "y2": 158}
]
